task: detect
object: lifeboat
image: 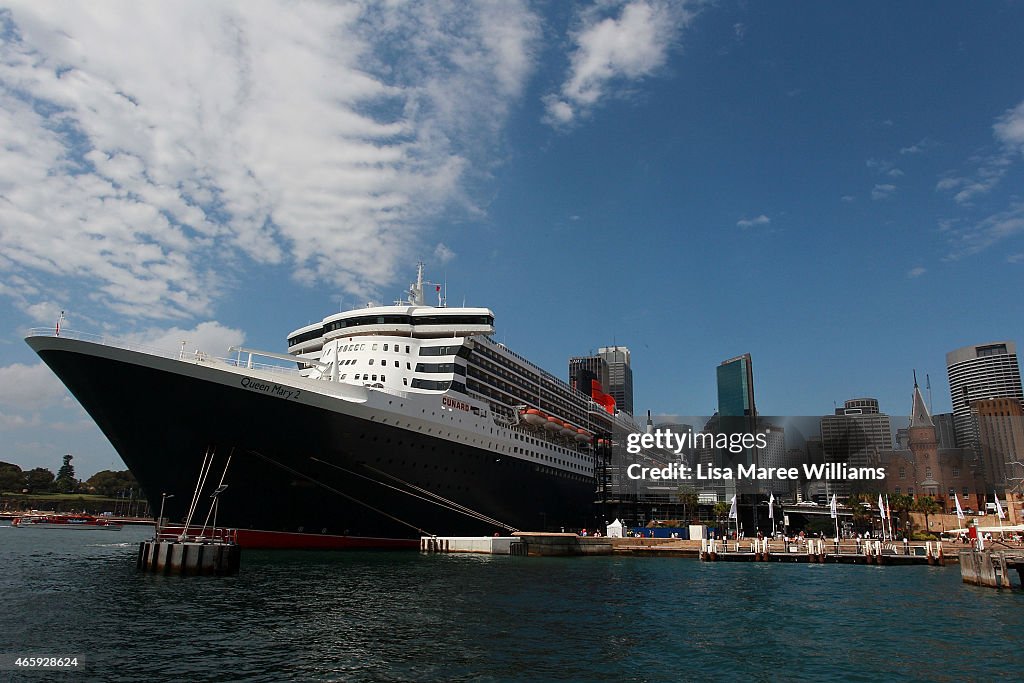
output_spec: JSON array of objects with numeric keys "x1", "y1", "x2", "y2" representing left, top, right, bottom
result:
[
  {"x1": 560, "y1": 422, "x2": 577, "y2": 437},
  {"x1": 575, "y1": 428, "x2": 591, "y2": 443},
  {"x1": 520, "y1": 408, "x2": 547, "y2": 427},
  {"x1": 544, "y1": 417, "x2": 562, "y2": 431}
]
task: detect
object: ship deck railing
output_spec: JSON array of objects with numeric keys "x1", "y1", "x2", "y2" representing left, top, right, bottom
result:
[{"x1": 30, "y1": 327, "x2": 309, "y2": 378}]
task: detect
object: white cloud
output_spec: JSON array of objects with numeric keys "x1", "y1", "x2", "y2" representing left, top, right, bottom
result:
[
  {"x1": 543, "y1": 0, "x2": 697, "y2": 127},
  {"x1": 871, "y1": 184, "x2": 896, "y2": 200},
  {"x1": 736, "y1": 214, "x2": 770, "y2": 229},
  {"x1": 0, "y1": 1, "x2": 541, "y2": 321},
  {"x1": 899, "y1": 139, "x2": 932, "y2": 155},
  {"x1": 994, "y1": 100, "x2": 1024, "y2": 152},
  {"x1": 0, "y1": 362, "x2": 67, "y2": 410},
  {"x1": 887, "y1": 168, "x2": 904, "y2": 178},
  {"x1": 906, "y1": 267, "x2": 926, "y2": 278},
  {"x1": 840, "y1": 195, "x2": 855, "y2": 203},
  {"x1": 119, "y1": 321, "x2": 246, "y2": 357},
  {"x1": 945, "y1": 203, "x2": 1024, "y2": 260},
  {"x1": 433, "y1": 243, "x2": 456, "y2": 265}
]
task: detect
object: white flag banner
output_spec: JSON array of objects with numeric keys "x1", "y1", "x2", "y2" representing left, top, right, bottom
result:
[
  {"x1": 728, "y1": 495, "x2": 737, "y2": 520},
  {"x1": 954, "y1": 493, "x2": 965, "y2": 520},
  {"x1": 768, "y1": 492, "x2": 775, "y2": 520},
  {"x1": 830, "y1": 493, "x2": 837, "y2": 519},
  {"x1": 878, "y1": 493, "x2": 886, "y2": 520},
  {"x1": 994, "y1": 492, "x2": 1006, "y2": 520}
]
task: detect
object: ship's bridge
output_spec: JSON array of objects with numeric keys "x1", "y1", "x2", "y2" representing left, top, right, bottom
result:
[{"x1": 287, "y1": 305, "x2": 494, "y2": 353}]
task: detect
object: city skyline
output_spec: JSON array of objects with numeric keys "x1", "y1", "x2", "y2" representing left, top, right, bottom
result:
[{"x1": 1, "y1": 2, "x2": 1023, "y2": 477}]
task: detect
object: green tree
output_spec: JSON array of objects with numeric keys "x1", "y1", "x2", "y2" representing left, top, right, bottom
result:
[
  {"x1": 712, "y1": 501, "x2": 731, "y2": 530},
  {"x1": 676, "y1": 485, "x2": 699, "y2": 524},
  {"x1": 913, "y1": 496, "x2": 942, "y2": 534},
  {"x1": 848, "y1": 493, "x2": 873, "y2": 532},
  {"x1": 0, "y1": 461, "x2": 25, "y2": 493},
  {"x1": 55, "y1": 454, "x2": 77, "y2": 493},
  {"x1": 85, "y1": 470, "x2": 140, "y2": 497},
  {"x1": 890, "y1": 494, "x2": 915, "y2": 537},
  {"x1": 24, "y1": 467, "x2": 55, "y2": 493}
]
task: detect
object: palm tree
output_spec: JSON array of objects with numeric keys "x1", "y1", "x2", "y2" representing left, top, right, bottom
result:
[
  {"x1": 913, "y1": 496, "x2": 942, "y2": 535},
  {"x1": 889, "y1": 494, "x2": 915, "y2": 537},
  {"x1": 676, "y1": 485, "x2": 699, "y2": 524},
  {"x1": 848, "y1": 493, "x2": 872, "y2": 533},
  {"x1": 712, "y1": 501, "x2": 731, "y2": 534}
]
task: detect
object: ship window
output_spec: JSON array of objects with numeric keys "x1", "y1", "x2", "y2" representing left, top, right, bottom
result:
[
  {"x1": 383, "y1": 344, "x2": 389, "y2": 351},
  {"x1": 407, "y1": 363, "x2": 411, "y2": 370},
  {"x1": 411, "y1": 379, "x2": 452, "y2": 391},
  {"x1": 372, "y1": 344, "x2": 378, "y2": 351},
  {"x1": 403, "y1": 378, "x2": 408, "y2": 386},
  {"x1": 381, "y1": 375, "x2": 385, "y2": 381},
  {"x1": 394, "y1": 361, "x2": 399, "y2": 367},
  {"x1": 369, "y1": 359, "x2": 375, "y2": 365},
  {"x1": 406, "y1": 345, "x2": 410, "y2": 353},
  {"x1": 340, "y1": 374, "x2": 346, "y2": 380},
  {"x1": 416, "y1": 362, "x2": 455, "y2": 373},
  {"x1": 372, "y1": 375, "x2": 378, "y2": 381}
]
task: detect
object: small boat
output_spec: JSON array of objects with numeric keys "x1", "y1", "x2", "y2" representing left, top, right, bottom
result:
[
  {"x1": 520, "y1": 408, "x2": 548, "y2": 427},
  {"x1": 11, "y1": 513, "x2": 123, "y2": 530}
]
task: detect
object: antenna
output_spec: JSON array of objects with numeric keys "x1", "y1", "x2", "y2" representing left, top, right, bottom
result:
[{"x1": 926, "y1": 373, "x2": 932, "y2": 413}]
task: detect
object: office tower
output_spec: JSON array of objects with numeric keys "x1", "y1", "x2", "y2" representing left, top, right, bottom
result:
[
  {"x1": 820, "y1": 397, "x2": 892, "y2": 497},
  {"x1": 568, "y1": 355, "x2": 610, "y2": 396},
  {"x1": 717, "y1": 353, "x2": 755, "y2": 420},
  {"x1": 933, "y1": 413, "x2": 958, "y2": 449},
  {"x1": 946, "y1": 341, "x2": 1023, "y2": 450},
  {"x1": 973, "y1": 399, "x2": 1024, "y2": 517},
  {"x1": 597, "y1": 346, "x2": 633, "y2": 415}
]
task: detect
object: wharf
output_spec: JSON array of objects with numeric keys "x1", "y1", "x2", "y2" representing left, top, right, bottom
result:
[
  {"x1": 959, "y1": 549, "x2": 1024, "y2": 588},
  {"x1": 421, "y1": 532, "x2": 613, "y2": 556},
  {"x1": 420, "y1": 534, "x2": 951, "y2": 565},
  {"x1": 698, "y1": 538, "x2": 948, "y2": 565}
]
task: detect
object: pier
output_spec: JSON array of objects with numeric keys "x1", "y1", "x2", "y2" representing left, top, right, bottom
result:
[
  {"x1": 419, "y1": 533, "x2": 953, "y2": 565},
  {"x1": 959, "y1": 549, "x2": 1024, "y2": 588},
  {"x1": 421, "y1": 532, "x2": 613, "y2": 556},
  {"x1": 697, "y1": 538, "x2": 946, "y2": 565}
]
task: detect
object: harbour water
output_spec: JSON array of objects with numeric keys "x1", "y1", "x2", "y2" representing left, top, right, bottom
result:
[{"x1": 2, "y1": 523, "x2": 1023, "y2": 682}]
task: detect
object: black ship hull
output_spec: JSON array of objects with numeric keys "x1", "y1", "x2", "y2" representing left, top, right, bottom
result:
[{"x1": 28, "y1": 336, "x2": 598, "y2": 547}]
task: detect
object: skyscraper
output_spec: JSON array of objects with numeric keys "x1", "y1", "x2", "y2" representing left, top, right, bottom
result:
[
  {"x1": 597, "y1": 346, "x2": 633, "y2": 415},
  {"x1": 819, "y1": 398, "x2": 892, "y2": 498},
  {"x1": 717, "y1": 353, "x2": 755, "y2": 420},
  {"x1": 568, "y1": 355, "x2": 610, "y2": 397},
  {"x1": 946, "y1": 342, "x2": 1024, "y2": 450}
]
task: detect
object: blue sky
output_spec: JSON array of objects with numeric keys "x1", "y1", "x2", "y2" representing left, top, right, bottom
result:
[{"x1": 1, "y1": 1, "x2": 1023, "y2": 477}]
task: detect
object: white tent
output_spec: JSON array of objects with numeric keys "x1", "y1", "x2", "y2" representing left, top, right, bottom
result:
[{"x1": 606, "y1": 519, "x2": 623, "y2": 538}]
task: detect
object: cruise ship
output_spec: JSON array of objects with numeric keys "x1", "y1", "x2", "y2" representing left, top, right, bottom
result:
[{"x1": 26, "y1": 266, "x2": 640, "y2": 549}]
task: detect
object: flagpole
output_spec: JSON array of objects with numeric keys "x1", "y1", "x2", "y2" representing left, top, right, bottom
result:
[
  {"x1": 886, "y1": 494, "x2": 894, "y2": 541},
  {"x1": 995, "y1": 491, "x2": 1005, "y2": 539}
]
